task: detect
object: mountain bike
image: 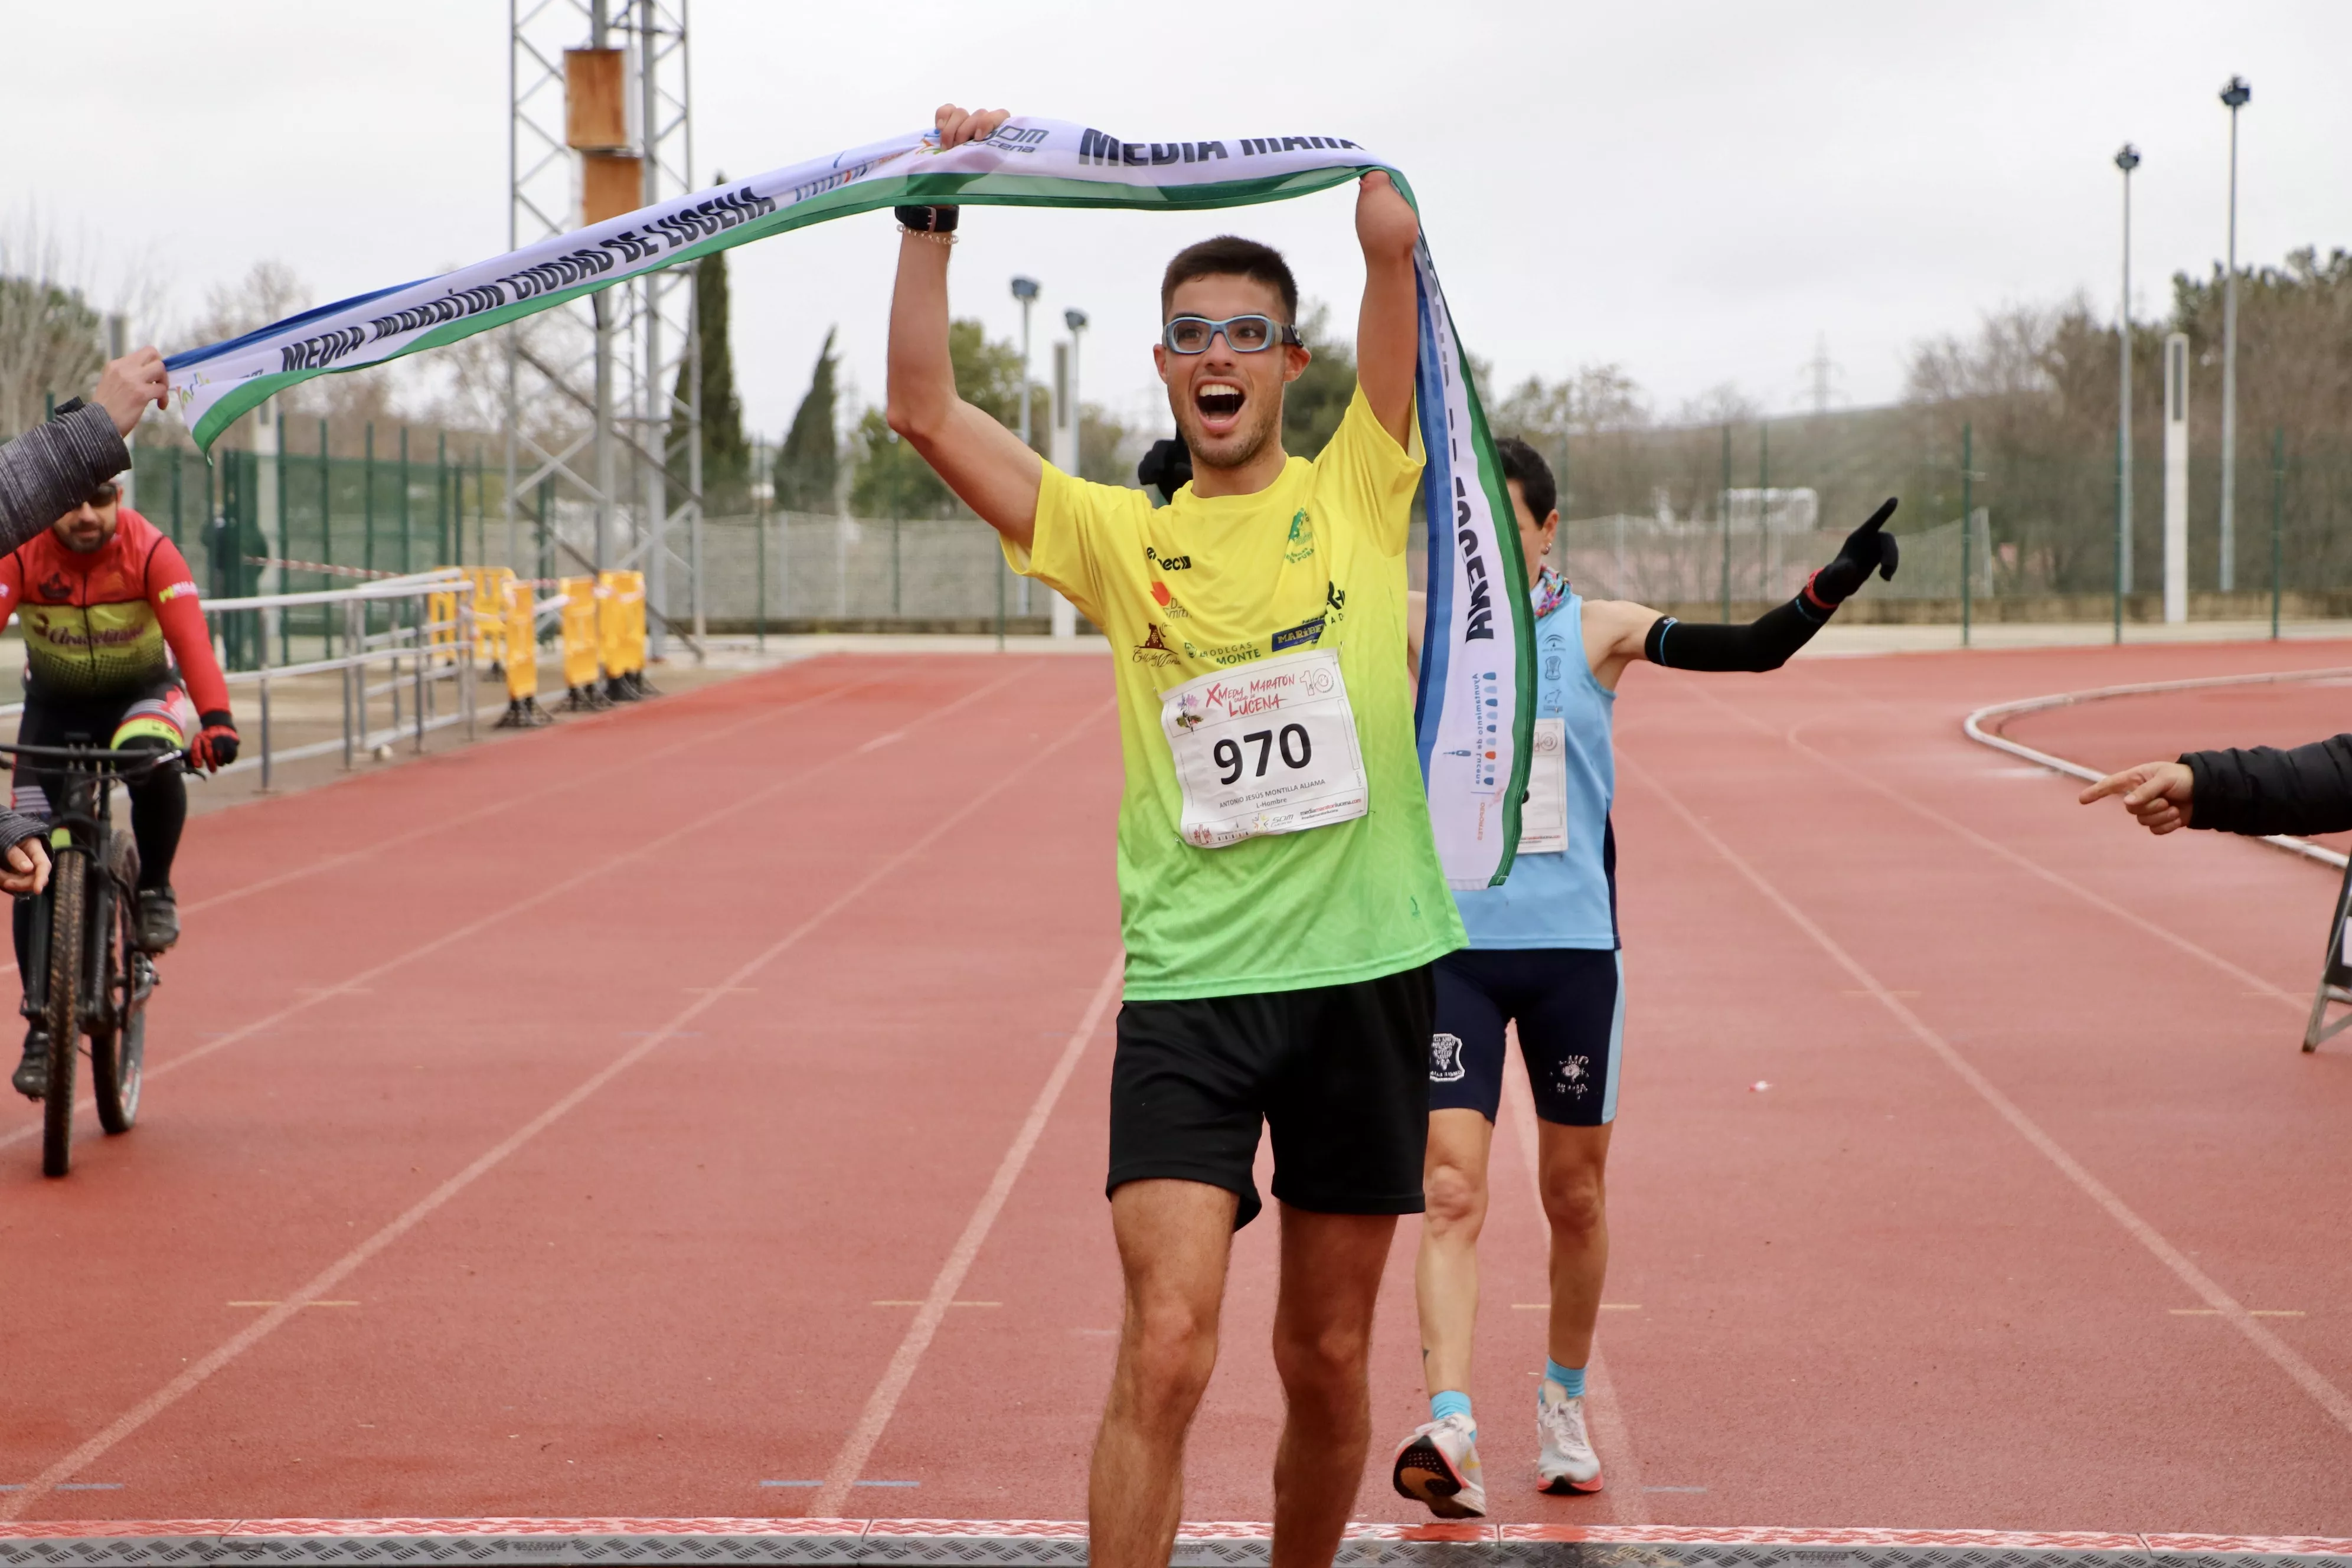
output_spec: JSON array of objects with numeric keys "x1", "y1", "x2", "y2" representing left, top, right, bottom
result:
[{"x1": 2, "y1": 738, "x2": 178, "y2": 1177}]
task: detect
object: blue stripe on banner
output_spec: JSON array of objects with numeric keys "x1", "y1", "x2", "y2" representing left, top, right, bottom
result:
[
  {"x1": 1412, "y1": 264, "x2": 1453, "y2": 782},
  {"x1": 165, "y1": 280, "x2": 426, "y2": 371}
]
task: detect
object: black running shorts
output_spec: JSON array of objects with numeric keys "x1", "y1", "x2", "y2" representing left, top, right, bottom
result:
[
  {"x1": 1108, "y1": 963, "x2": 1435, "y2": 1229},
  {"x1": 1427, "y1": 946, "x2": 1623, "y2": 1127}
]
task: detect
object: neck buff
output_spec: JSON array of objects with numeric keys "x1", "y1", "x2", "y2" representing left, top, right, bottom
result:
[
  {"x1": 164, "y1": 118, "x2": 1533, "y2": 888},
  {"x1": 1531, "y1": 566, "x2": 1567, "y2": 619}
]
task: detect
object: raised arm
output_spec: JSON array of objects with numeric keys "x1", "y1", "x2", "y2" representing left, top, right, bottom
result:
[
  {"x1": 1583, "y1": 499, "x2": 1900, "y2": 688},
  {"x1": 1353, "y1": 172, "x2": 1420, "y2": 445},
  {"x1": 0, "y1": 348, "x2": 164, "y2": 551},
  {"x1": 884, "y1": 103, "x2": 1043, "y2": 549}
]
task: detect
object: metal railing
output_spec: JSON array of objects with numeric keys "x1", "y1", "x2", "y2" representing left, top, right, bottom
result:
[
  {"x1": 0, "y1": 570, "x2": 481, "y2": 793},
  {"x1": 203, "y1": 569, "x2": 478, "y2": 789}
]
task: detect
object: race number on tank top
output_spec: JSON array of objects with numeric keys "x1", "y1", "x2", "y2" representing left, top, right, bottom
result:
[
  {"x1": 1159, "y1": 646, "x2": 1369, "y2": 848},
  {"x1": 1517, "y1": 716, "x2": 1569, "y2": 854}
]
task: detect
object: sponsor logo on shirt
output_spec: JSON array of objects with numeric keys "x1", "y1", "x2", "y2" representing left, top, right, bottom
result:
[
  {"x1": 1270, "y1": 617, "x2": 1325, "y2": 653},
  {"x1": 1144, "y1": 547, "x2": 1192, "y2": 571},
  {"x1": 1283, "y1": 508, "x2": 1315, "y2": 564},
  {"x1": 1148, "y1": 580, "x2": 1191, "y2": 618},
  {"x1": 1185, "y1": 637, "x2": 1260, "y2": 667},
  {"x1": 156, "y1": 579, "x2": 199, "y2": 603},
  {"x1": 37, "y1": 573, "x2": 71, "y2": 603},
  {"x1": 1132, "y1": 623, "x2": 1179, "y2": 667}
]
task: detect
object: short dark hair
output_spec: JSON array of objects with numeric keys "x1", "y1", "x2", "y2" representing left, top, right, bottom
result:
[
  {"x1": 1161, "y1": 236, "x2": 1298, "y2": 324},
  {"x1": 1495, "y1": 437, "x2": 1557, "y2": 524}
]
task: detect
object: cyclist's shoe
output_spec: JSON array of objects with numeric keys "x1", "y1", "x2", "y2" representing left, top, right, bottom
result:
[
  {"x1": 12, "y1": 1025, "x2": 49, "y2": 1100},
  {"x1": 1391, "y1": 1411, "x2": 1486, "y2": 1519},
  {"x1": 1537, "y1": 1380, "x2": 1604, "y2": 1494},
  {"x1": 137, "y1": 886, "x2": 179, "y2": 953}
]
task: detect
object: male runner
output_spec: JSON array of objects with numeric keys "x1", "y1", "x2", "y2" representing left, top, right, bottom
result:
[
  {"x1": 887, "y1": 106, "x2": 1456, "y2": 1568},
  {"x1": 1391, "y1": 441, "x2": 1897, "y2": 1515},
  {"x1": 7, "y1": 476, "x2": 237, "y2": 1099}
]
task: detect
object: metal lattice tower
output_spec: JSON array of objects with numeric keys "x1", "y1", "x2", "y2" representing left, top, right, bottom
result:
[{"x1": 506, "y1": 0, "x2": 702, "y2": 660}]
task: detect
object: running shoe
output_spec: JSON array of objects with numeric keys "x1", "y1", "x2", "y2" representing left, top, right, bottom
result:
[
  {"x1": 12, "y1": 1024, "x2": 48, "y2": 1100},
  {"x1": 137, "y1": 886, "x2": 178, "y2": 953},
  {"x1": 1391, "y1": 1410, "x2": 1485, "y2": 1519},
  {"x1": 1537, "y1": 1378, "x2": 1603, "y2": 1494}
]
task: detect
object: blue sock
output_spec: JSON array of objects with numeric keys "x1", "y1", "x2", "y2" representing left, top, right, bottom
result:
[
  {"x1": 1544, "y1": 1358, "x2": 1586, "y2": 1398},
  {"x1": 1430, "y1": 1389, "x2": 1474, "y2": 1430}
]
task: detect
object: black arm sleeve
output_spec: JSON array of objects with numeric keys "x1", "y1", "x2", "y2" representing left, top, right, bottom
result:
[
  {"x1": 0, "y1": 403, "x2": 127, "y2": 551},
  {"x1": 1643, "y1": 593, "x2": 1831, "y2": 673},
  {"x1": 2181, "y1": 734, "x2": 2352, "y2": 837}
]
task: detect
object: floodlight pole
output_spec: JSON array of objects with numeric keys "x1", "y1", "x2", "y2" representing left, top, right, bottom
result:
[
  {"x1": 2115, "y1": 143, "x2": 2140, "y2": 610},
  {"x1": 2218, "y1": 75, "x2": 2250, "y2": 593},
  {"x1": 1012, "y1": 276, "x2": 1040, "y2": 449}
]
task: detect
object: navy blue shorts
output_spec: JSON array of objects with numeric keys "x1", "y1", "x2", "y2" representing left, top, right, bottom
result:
[{"x1": 1428, "y1": 947, "x2": 1623, "y2": 1126}]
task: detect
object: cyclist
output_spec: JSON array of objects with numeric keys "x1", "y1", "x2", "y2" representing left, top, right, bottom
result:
[{"x1": 6, "y1": 474, "x2": 237, "y2": 1100}]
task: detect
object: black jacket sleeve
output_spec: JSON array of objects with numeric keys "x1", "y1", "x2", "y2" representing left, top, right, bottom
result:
[
  {"x1": 2182, "y1": 733, "x2": 2352, "y2": 837},
  {"x1": 0, "y1": 403, "x2": 128, "y2": 551}
]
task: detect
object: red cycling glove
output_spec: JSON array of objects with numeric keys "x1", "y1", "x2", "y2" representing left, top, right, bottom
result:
[{"x1": 190, "y1": 711, "x2": 239, "y2": 772}]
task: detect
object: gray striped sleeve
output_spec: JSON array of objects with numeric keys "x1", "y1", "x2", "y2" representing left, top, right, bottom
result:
[{"x1": 0, "y1": 403, "x2": 130, "y2": 553}]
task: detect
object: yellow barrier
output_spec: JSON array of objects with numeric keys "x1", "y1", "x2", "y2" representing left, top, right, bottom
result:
[
  {"x1": 427, "y1": 587, "x2": 459, "y2": 665},
  {"x1": 466, "y1": 567, "x2": 514, "y2": 670},
  {"x1": 493, "y1": 576, "x2": 550, "y2": 728},
  {"x1": 502, "y1": 580, "x2": 535, "y2": 703},
  {"x1": 558, "y1": 577, "x2": 600, "y2": 696},
  {"x1": 597, "y1": 570, "x2": 648, "y2": 692}
]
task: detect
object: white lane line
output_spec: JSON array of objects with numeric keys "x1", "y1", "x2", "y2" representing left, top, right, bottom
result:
[
  {"x1": 1621, "y1": 750, "x2": 2352, "y2": 1444},
  {"x1": 184, "y1": 668, "x2": 887, "y2": 919},
  {"x1": 812, "y1": 950, "x2": 1125, "y2": 1517},
  {"x1": 0, "y1": 668, "x2": 1012, "y2": 1154},
  {"x1": 1500, "y1": 1063, "x2": 1649, "y2": 1524},
  {"x1": 1683, "y1": 680, "x2": 2310, "y2": 1014},
  {"x1": 0, "y1": 685, "x2": 1100, "y2": 1520}
]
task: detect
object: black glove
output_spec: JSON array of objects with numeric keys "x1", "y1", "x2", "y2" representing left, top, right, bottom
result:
[
  {"x1": 894, "y1": 204, "x2": 959, "y2": 233},
  {"x1": 191, "y1": 711, "x2": 239, "y2": 771},
  {"x1": 1808, "y1": 498, "x2": 1900, "y2": 606},
  {"x1": 1137, "y1": 437, "x2": 1193, "y2": 503}
]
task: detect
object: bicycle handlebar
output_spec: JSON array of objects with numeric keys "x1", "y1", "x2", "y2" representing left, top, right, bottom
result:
[{"x1": 0, "y1": 741, "x2": 192, "y2": 780}]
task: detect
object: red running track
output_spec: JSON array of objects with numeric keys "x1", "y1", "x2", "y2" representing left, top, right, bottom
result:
[{"x1": 4, "y1": 643, "x2": 2351, "y2": 1537}]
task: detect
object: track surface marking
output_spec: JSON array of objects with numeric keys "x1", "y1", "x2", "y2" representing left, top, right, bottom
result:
[{"x1": 6, "y1": 641, "x2": 2351, "y2": 1533}]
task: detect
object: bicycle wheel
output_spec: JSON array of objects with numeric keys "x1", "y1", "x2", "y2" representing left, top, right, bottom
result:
[
  {"x1": 90, "y1": 874, "x2": 143, "y2": 1135},
  {"x1": 40, "y1": 847, "x2": 87, "y2": 1178}
]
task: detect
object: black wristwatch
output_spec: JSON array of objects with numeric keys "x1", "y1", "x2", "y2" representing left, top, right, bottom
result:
[{"x1": 894, "y1": 204, "x2": 959, "y2": 233}]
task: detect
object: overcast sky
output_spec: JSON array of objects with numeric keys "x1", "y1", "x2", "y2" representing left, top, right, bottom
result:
[{"x1": 6, "y1": 1, "x2": 2347, "y2": 443}]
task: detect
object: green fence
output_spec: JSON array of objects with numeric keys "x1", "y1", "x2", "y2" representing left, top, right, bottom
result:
[
  {"x1": 127, "y1": 427, "x2": 505, "y2": 670},
  {"x1": 1534, "y1": 411, "x2": 2352, "y2": 632}
]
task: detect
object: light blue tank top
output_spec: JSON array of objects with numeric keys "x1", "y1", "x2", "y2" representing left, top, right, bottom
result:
[{"x1": 1452, "y1": 584, "x2": 1618, "y2": 950}]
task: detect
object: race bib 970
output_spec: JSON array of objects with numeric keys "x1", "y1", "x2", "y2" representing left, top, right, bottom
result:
[{"x1": 1160, "y1": 646, "x2": 1370, "y2": 849}]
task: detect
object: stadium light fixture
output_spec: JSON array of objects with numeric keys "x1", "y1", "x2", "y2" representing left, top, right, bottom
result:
[{"x1": 1011, "y1": 277, "x2": 1041, "y2": 451}]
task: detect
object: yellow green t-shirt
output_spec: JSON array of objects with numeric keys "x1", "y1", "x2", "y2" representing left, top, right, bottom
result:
[{"x1": 1006, "y1": 385, "x2": 1465, "y2": 1001}]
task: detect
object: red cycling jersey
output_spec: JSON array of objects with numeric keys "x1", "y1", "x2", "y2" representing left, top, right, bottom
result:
[{"x1": 0, "y1": 507, "x2": 231, "y2": 714}]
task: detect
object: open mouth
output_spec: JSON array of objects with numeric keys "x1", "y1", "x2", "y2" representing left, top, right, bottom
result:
[{"x1": 1193, "y1": 380, "x2": 1245, "y2": 434}]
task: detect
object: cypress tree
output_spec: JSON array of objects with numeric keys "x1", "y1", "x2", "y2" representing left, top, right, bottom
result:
[
  {"x1": 776, "y1": 326, "x2": 840, "y2": 514},
  {"x1": 675, "y1": 244, "x2": 747, "y2": 508}
]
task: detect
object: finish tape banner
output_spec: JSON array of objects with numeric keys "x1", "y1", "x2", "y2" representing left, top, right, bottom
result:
[{"x1": 164, "y1": 118, "x2": 1533, "y2": 888}]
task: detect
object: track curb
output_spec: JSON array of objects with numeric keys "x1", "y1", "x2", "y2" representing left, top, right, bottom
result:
[{"x1": 1, "y1": 1523, "x2": 2347, "y2": 1568}]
